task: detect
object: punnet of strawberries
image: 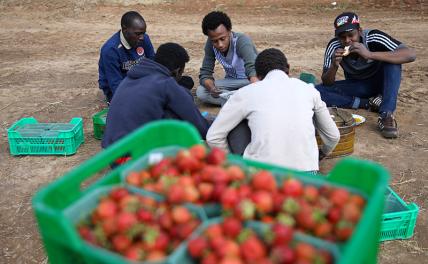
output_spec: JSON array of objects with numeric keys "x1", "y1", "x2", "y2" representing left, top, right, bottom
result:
[
  {"x1": 187, "y1": 218, "x2": 335, "y2": 264},
  {"x1": 76, "y1": 187, "x2": 201, "y2": 262},
  {"x1": 125, "y1": 145, "x2": 366, "y2": 243}
]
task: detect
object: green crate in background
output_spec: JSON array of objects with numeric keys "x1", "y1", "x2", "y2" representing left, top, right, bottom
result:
[
  {"x1": 7, "y1": 117, "x2": 84, "y2": 156},
  {"x1": 380, "y1": 187, "x2": 419, "y2": 241},
  {"x1": 32, "y1": 120, "x2": 389, "y2": 264},
  {"x1": 92, "y1": 108, "x2": 108, "y2": 140}
]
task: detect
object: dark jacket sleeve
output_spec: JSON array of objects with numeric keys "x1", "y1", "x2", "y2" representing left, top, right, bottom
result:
[
  {"x1": 101, "y1": 48, "x2": 124, "y2": 94},
  {"x1": 143, "y1": 34, "x2": 156, "y2": 60},
  {"x1": 164, "y1": 79, "x2": 209, "y2": 139}
]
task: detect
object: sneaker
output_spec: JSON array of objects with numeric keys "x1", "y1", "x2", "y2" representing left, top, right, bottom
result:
[
  {"x1": 368, "y1": 95, "x2": 382, "y2": 112},
  {"x1": 378, "y1": 113, "x2": 398, "y2": 138}
]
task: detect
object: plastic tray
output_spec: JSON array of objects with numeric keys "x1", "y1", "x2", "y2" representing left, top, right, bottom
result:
[
  {"x1": 7, "y1": 117, "x2": 84, "y2": 155},
  {"x1": 92, "y1": 108, "x2": 108, "y2": 140}
]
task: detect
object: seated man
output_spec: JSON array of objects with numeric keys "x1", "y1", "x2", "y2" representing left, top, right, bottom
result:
[
  {"x1": 102, "y1": 43, "x2": 209, "y2": 149},
  {"x1": 315, "y1": 12, "x2": 416, "y2": 138},
  {"x1": 206, "y1": 48, "x2": 340, "y2": 172},
  {"x1": 196, "y1": 11, "x2": 258, "y2": 105},
  {"x1": 98, "y1": 11, "x2": 155, "y2": 103}
]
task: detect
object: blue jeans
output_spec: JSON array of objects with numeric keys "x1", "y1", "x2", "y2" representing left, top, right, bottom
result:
[{"x1": 315, "y1": 63, "x2": 402, "y2": 113}]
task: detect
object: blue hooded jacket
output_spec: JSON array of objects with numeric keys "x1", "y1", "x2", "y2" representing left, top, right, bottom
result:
[{"x1": 102, "y1": 58, "x2": 209, "y2": 148}]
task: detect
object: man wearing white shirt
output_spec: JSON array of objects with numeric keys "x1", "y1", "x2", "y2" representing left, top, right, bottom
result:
[{"x1": 206, "y1": 48, "x2": 340, "y2": 172}]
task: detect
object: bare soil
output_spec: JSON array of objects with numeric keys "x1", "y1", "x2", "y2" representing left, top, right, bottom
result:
[{"x1": 0, "y1": 0, "x2": 427, "y2": 263}]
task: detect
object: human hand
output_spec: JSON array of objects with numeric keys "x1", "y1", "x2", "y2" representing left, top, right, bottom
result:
[
  {"x1": 209, "y1": 87, "x2": 222, "y2": 98},
  {"x1": 333, "y1": 48, "x2": 345, "y2": 67},
  {"x1": 349, "y1": 42, "x2": 372, "y2": 60}
]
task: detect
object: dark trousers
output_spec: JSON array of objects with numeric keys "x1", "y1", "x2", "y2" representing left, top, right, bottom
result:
[
  {"x1": 227, "y1": 119, "x2": 251, "y2": 155},
  {"x1": 315, "y1": 63, "x2": 402, "y2": 114}
]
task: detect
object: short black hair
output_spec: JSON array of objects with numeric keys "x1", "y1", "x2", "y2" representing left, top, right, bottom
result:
[
  {"x1": 202, "y1": 11, "x2": 232, "y2": 35},
  {"x1": 121, "y1": 11, "x2": 145, "y2": 28},
  {"x1": 255, "y1": 48, "x2": 288, "y2": 79},
  {"x1": 155, "y1": 43, "x2": 190, "y2": 72}
]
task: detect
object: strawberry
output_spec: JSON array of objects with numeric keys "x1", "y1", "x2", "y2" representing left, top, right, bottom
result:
[
  {"x1": 327, "y1": 207, "x2": 342, "y2": 224},
  {"x1": 276, "y1": 213, "x2": 296, "y2": 227},
  {"x1": 119, "y1": 194, "x2": 141, "y2": 213},
  {"x1": 184, "y1": 185, "x2": 200, "y2": 203},
  {"x1": 126, "y1": 171, "x2": 142, "y2": 186},
  {"x1": 219, "y1": 239, "x2": 241, "y2": 258},
  {"x1": 112, "y1": 234, "x2": 132, "y2": 252},
  {"x1": 222, "y1": 217, "x2": 242, "y2": 239},
  {"x1": 282, "y1": 197, "x2": 300, "y2": 215},
  {"x1": 252, "y1": 190, "x2": 274, "y2": 214},
  {"x1": 342, "y1": 203, "x2": 361, "y2": 222},
  {"x1": 314, "y1": 221, "x2": 333, "y2": 238},
  {"x1": 188, "y1": 237, "x2": 208, "y2": 258},
  {"x1": 212, "y1": 167, "x2": 230, "y2": 185},
  {"x1": 349, "y1": 194, "x2": 366, "y2": 208},
  {"x1": 101, "y1": 217, "x2": 118, "y2": 237},
  {"x1": 330, "y1": 188, "x2": 350, "y2": 208},
  {"x1": 303, "y1": 185, "x2": 319, "y2": 203},
  {"x1": 136, "y1": 208, "x2": 154, "y2": 223},
  {"x1": 295, "y1": 242, "x2": 316, "y2": 262},
  {"x1": 171, "y1": 206, "x2": 193, "y2": 224},
  {"x1": 282, "y1": 178, "x2": 303, "y2": 197},
  {"x1": 96, "y1": 199, "x2": 117, "y2": 220},
  {"x1": 198, "y1": 182, "x2": 214, "y2": 201},
  {"x1": 227, "y1": 165, "x2": 245, "y2": 181},
  {"x1": 189, "y1": 144, "x2": 207, "y2": 160},
  {"x1": 252, "y1": 170, "x2": 277, "y2": 192},
  {"x1": 234, "y1": 199, "x2": 256, "y2": 221},
  {"x1": 124, "y1": 244, "x2": 144, "y2": 260},
  {"x1": 116, "y1": 212, "x2": 138, "y2": 232},
  {"x1": 237, "y1": 184, "x2": 252, "y2": 199},
  {"x1": 78, "y1": 226, "x2": 96, "y2": 244},
  {"x1": 206, "y1": 147, "x2": 226, "y2": 165},
  {"x1": 296, "y1": 208, "x2": 317, "y2": 231},
  {"x1": 109, "y1": 187, "x2": 129, "y2": 201},
  {"x1": 212, "y1": 183, "x2": 227, "y2": 201},
  {"x1": 158, "y1": 211, "x2": 173, "y2": 230},
  {"x1": 176, "y1": 149, "x2": 200, "y2": 173},
  {"x1": 271, "y1": 223, "x2": 293, "y2": 246},
  {"x1": 202, "y1": 252, "x2": 219, "y2": 264},
  {"x1": 221, "y1": 187, "x2": 240, "y2": 209},
  {"x1": 150, "y1": 158, "x2": 172, "y2": 178},
  {"x1": 167, "y1": 184, "x2": 186, "y2": 204},
  {"x1": 240, "y1": 234, "x2": 267, "y2": 261},
  {"x1": 205, "y1": 224, "x2": 223, "y2": 240},
  {"x1": 145, "y1": 250, "x2": 166, "y2": 261},
  {"x1": 219, "y1": 257, "x2": 244, "y2": 264},
  {"x1": 335, "y1": 220, "x2": 354, "y2": 241},
  {"x1": 177, "y1": 220, "x2": 199, "y2": 240},
  {"x1": 270, "y1": 245, "x2": 295, "y2": 264}
]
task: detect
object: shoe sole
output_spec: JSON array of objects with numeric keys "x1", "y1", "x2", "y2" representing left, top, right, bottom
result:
[{"x1": 381, "y1": 130, "x2": 399, "y2": 138}]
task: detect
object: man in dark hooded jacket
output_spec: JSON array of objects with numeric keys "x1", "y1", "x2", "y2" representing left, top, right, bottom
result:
[{"x1": 102, "y1": 42, "x2": 209, "y2": 148}]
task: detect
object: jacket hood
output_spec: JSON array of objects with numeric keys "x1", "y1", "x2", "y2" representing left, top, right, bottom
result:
[{"x1": 127, "y1": 58, "x2": 171, "y2": 79}]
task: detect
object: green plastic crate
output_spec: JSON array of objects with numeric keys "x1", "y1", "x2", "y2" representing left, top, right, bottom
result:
[
  {"x1": 92, "y1": 108, "x2": 108, "y2": 140},
  {"x1": 32, "y1": 120, "x2": 389, "y2": 264},
  {"x1": 299, "y1": 72, "x2": 317, "y2": 84},
  {"x1": 380, "y1": 187, "x2": 419, "y2": 241},
  {"x1": 7, "y1": 117, "x2": 84, "y2": 156}
]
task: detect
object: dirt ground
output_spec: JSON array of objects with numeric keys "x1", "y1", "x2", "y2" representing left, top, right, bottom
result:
[{"x1": 0, "y1": 0, "x2": 427, "y2": 263}]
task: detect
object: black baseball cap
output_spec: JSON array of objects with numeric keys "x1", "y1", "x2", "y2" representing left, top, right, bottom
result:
[{"x1": 334, "y1": 12, "x2": 360, "y2": 36}]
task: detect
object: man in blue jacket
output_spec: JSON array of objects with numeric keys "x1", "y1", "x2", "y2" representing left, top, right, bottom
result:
[
  {"x1": 98, "y1": 11, "x2": 155, "y2": 103},
  {"x1": 102, "y1": 43, "x2": 209, "y2": 148}
]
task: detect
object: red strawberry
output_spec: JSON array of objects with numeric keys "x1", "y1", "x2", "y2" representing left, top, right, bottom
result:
[
  {"x1": 349, "y1": 194, "x2": 366, "y2": 208},
  {"x1": 126, "y1": 171, "x2": 142, "y2": 186},
  {"x1": 212, "y1": 183, "x2": 227, "y2": 201},
  {"x1": 147, "y1": 230, "x2": 170, "y2": 251},
  {"x1": 189, "y1": 144, "x2": 207, "y2": 160},
  {"x1": 330, "y1": 188, "x2": 350, "y2": 208},
  {"x1": 112, "y1": 234, "x2": 132, "y2": 252},
  {"x1": 198, "y1": 182, "x2": 214, "y2": 201},
  {"x1": 177, "y1": 220, "x2": 199, "y2": 240},
  {"x1": 252, "y1": 170, "x2": 277, "y2": 192},
  {"x1": 124, "y1": 244, "x2": 144, "y2": 260},
  {"x1": 240, "y1": 234, "x2": 267, "y2": 261},
  {"x1": 145, "y1": 250, "x2": 166, "y2": 261},
  {"x1": 184, "y1": 185, "x2": 200, "y2": 203},
  {"x1": 96, "y1": 199, "x2": 118, "y2": 220},
  {"x1": 200, "y1": 165, "x2": 216, "y2": 182},
  {"x1": 252, "y1": 190, "x2": 274, "y2": 214},
  {"x1": 234, "y1": 199, "x2": 256, "y2": 221},
  {"x1": 171, "y1": 206, "x2": 193, "y2": 224},
  {"x1": 219, "y1": 239, "x2": 241, "y2": 258},
  {"x1": 327, "y1": 207, "x2": 342, "y2": 224},
  {"x1": 219, "y1": 257, "x2": 243, "y2": 264},
  {"x1": 295, "y1": 242, "x2": 316, "y2": 262},
  {"x1": 150, "y1": 158, "x2": 172, "y2": 178},
  {"x1": 109, "y1": 187, "x2": 129, "y2": 201},
  {"x1": 282, "y1": 178, "x2": 303, "y2": 197},
  {"x1": 202, "y1": 252, "x2": 219, "y2": 264},
  {"x1": 314, "y1": 221, "x2": 333, "y2": 238},
  {"x1": 206, "y1": 147, "x2": 226, "y2": 165},
  {"x1": 158, "y1": 211, "x2": 173, "y2": 230},
  {"x1": 342, "y1": 203, "x2": 361, "y2": 222},
  {"x1": 221, "y1": 187, "x2": 240, "y2": 209},
  {"x1": 101, "y1": 217, "x2": 118, "y2": 237},
  {"x1": 188, "y1": 237, "x2": 208, "y2": 258},
  {"x1": 205, "y1": 224, "x2": 223, "y2": 240},
  {"x1": 237, "y1": 184, "x2": 252, "y2": 199},
  {"x1": 222, "y1": 217, "x2": 242, "y2": 238},
  {"x1": 119, "y1": 194, "x2": 140, "y2": 213},
  {"x1": 176, "y1": 149, "x2": 200, "y2": 173},
  {"x1": 335, "y1": 220, "x2": 354, "y2": 241},
  {"x1": 270, "y1": 245, "x2": 295, "y2": 264},
  {"x1": 167, "y1": 184, "x2": 186, "y2": 204},
  {"x1": 303, "y1": 185, "x2": 319, "y2": 203},
  {"x1": 117, "y1": 212, "x2": 138, "y2": 232},
  {"x1": 272, "y1": 223, "x2": 294, "y2": 246},
  {"x1": 227, "y1": 165, "x2": 245, "y2": 181},
  {"x1": 296, "y1": 208, "x2": 317, "y2": 231},
  {"x1": 136, "y1": 208, "x2": 154, "y2": 223},
  {"x1": 212, "y1": 167, "x2": 230, "y2": 185},
  {"x1": 78, "y1": 226, "x2": 96, "y2": 244}
]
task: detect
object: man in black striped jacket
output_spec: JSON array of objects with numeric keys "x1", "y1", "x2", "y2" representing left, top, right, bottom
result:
[{"x1": 315, "y1": 12, "x2": 416, "y2": 138}]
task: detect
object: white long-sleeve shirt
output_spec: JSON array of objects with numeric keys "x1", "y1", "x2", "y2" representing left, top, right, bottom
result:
[{"x1": 206, "y1": 70, "x2": 340, "y2": 171}]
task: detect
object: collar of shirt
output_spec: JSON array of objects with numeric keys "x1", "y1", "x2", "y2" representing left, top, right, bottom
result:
[
  {"x1": 120, "y1": 30, "x2": 132, "y2": 50},
  {"x1": 264, "y1": 69, "x2": 289, "y2": 81}
]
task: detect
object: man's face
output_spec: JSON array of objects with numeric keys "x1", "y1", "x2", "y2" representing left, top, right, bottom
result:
[
  {"x1": 337, "y1": 28, "x2": 361, "y2": 47},
  {"x1": 207, "y1": 24, "x2": 231, "y2": 53},
  {"x1": 123, "y1": 19, "x2": 146, "y2": 48}
]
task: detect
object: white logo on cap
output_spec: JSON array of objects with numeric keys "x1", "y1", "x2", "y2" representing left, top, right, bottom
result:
[{"x1": 336, "y1": 16, "x2": 349, "y2": 27}]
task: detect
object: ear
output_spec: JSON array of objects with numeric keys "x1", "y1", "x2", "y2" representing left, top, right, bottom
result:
[{"x1": 285, "y1": 63, "x2": 290, "y2": 75}]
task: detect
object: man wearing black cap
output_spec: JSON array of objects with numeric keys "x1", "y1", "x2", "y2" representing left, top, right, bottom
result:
[{"x1": 316, "y1": 12, "x2": 416, "y2": 138}]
